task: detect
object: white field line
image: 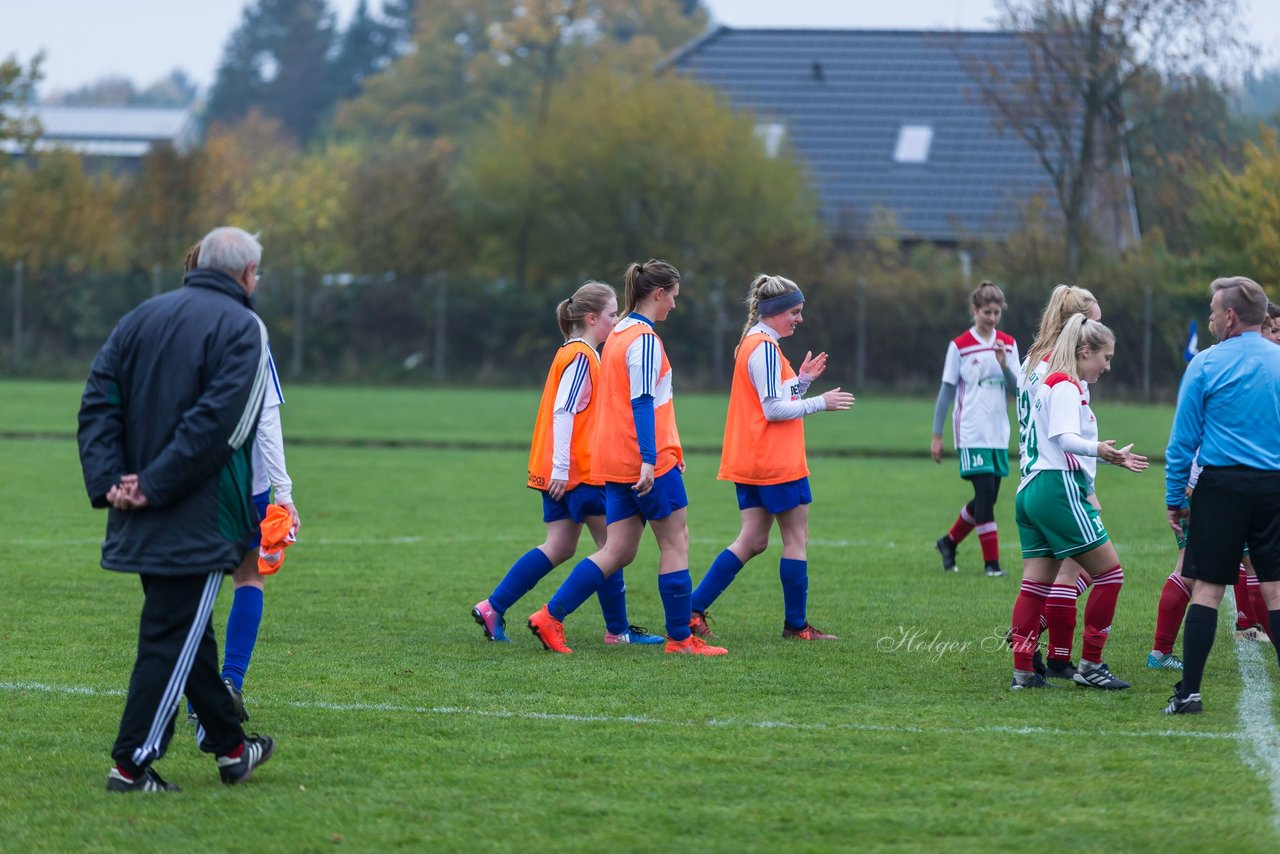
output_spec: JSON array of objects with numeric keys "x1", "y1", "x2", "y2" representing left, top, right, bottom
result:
[
  {"x1": 1, "y1": 679, "x2": 1242, "y2": 743},
  {"x1": 1234, "y1": 639, "x2": 1280, "y2": 833}
]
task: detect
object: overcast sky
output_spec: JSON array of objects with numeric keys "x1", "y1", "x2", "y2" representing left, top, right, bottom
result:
[{"x1": 0, "y1": 0, "x2": 1276, "y2": 95}]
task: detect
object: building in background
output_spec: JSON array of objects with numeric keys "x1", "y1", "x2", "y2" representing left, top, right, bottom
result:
[
  {"x1": 0, "y1": 104, "x2": 199, "y2": 169},
  {"x1": 666, "y1": 27, "x2": 1140, "y2": 251}
]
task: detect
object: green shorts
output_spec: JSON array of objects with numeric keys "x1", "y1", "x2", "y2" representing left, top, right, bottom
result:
[
  {"x1": 959, "y1": 448, "x2": 1009, "y2": 479},
  {"x1": 1016, "y1": 469, "x2": 1109, "y2": 559}
]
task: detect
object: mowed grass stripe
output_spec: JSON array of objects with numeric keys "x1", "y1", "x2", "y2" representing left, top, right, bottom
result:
[{"x1": 0, "y1": 379, "x2": 1177, "y2": 456}]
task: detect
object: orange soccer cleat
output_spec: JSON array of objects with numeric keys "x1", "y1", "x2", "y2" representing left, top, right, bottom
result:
[
  {"x1": 665, "y1": 635, "x2": 728, "y2": 656},
  {"x1": 781, "y1": 623, "x2": 839, "y2": 641},
  {"x1": 528, "y1": 605, "x2": 573, "y2": 654},
  {"x1": 689, "y1": 610, "x2": 718, "y2": 639}
]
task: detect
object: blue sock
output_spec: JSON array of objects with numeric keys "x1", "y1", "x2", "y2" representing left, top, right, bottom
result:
[
  {"x1": 659, "y1": 570, "x2": 693, "y2": 641},
  {"x1": 221, "y1": 585, "x2": 264, "y2": 690},
  {"x1": 489, "y1": 548, "x2": 555, "y2": 614},
  {"x1": 548, "y1": 559, "x2": 605, "y2": 622},
  {"x1": 692, "y1": 549, "x2": 745, "y2": 613},
  {"x1": 779, "y1": 558, "x2": 808, "y2": 631},
  {"x1": 597, "y1": 568, "x2": 630, "y2": 635}
]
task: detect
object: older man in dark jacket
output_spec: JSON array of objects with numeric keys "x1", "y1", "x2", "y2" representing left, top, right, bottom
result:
[{"x1": 79, "y1": 226, "x2": 277, "y2": 791}]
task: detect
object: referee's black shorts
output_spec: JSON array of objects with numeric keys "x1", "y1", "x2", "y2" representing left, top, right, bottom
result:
[{"x1": 1185, "y1": 466, "x2": 1280, "y2": 585}]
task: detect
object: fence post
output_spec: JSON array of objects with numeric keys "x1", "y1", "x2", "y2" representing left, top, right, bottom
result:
[
  {"x1": 711, "y1": 276, "x2": 726, "y2": 382},
  {"x1": 12, "y1": 260, "x2": 23, "y2": 371},
  {"x1": 292, "y1": 268, "x2": 304, "y2": 380},
  {"x1": 855, "y1": 273, "x2": 867, "y2": 390},
  {"x1": 152, "y1": 262, "x2": 163, "y2": 297},
  {"x1": 434, "y1": 273, "x2": 448, "y2": 382},
  {"x1": 1141, "y1": 280, "x2": 1153, "y2": 401}
]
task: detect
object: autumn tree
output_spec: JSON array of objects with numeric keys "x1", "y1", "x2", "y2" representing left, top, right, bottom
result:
[
  {"x1": 460, "y1": 67, "x2": 822, "y2": 374},
  {"x1": 123, "y1": 145, "x2": 207, "y2": 271},
  {"x1": 331, "y1": 0, "x2": 707, "y2": 141},
  {"x1": 228, "y1": 141, "x2": 356, "y2": 375},
  {"x1": 0, "y1": 52, "x2": 42, "y2": 152},
  {"x1": 0, "y1": 151, "x2": 122, "y2": 365},
  {"x1": 1191, "y1": 126, "x2": 1280, "y2": 288},
  {"x1": 963, "y1": 0, "x2": 1250, "y2": 273},
  {"x1": 1125, "y1": 71, "x2": 1251, "y2": 254}
]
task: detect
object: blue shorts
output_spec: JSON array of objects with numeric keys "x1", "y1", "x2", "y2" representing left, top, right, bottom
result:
[
  {"x1": 735, "y1": 478, "x2": 812, "y2": 514},
  {"x1": 249, "y1": 489, "x2": 271, "y2": 550},
  {"x1": 541, "y1": 483, "x2": 606, "y2": 524},
  {"x1": 604, "y1": 467, "x2": 689, "y2": 524}
]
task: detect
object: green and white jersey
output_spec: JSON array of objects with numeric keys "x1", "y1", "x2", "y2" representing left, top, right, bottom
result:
[{"x1": 1018, "y1": 371, "x2": 1098, "y2": 490}]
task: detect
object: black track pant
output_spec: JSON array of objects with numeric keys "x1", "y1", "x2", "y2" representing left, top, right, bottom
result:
[
  {"x1": 111, "y1": 572, "x2": 244, "y2": 776},
  {"x1": 965, "y1": 474, "x2": 1003, "y2": 525}
]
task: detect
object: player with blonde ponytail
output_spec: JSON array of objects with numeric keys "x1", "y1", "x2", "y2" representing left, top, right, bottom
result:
[
  {"x1": 1009, "y1": 315, "x2": 1148, "y2": 690},
  {"x1": 689, "y1": 274, "x2": 853, "y2": 640}
]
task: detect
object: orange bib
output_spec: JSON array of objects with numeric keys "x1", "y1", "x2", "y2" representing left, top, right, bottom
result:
[
  {"x1": 718, "y1": 333, "x2": 809, "y2": 485},
  {"x1": 527, "y1": 340, "x2": 600, "y2": 491},
  {"x1": 592, "y1": 320, "x2": 683, "y2": 482}
]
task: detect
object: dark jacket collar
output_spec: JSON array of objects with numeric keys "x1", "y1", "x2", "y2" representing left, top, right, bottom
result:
[{"x1": 182, "y1": 268, "x2": 253, "y2": 308}]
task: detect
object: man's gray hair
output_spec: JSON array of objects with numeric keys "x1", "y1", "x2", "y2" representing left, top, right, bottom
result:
[
  {"x1": 197, "y1": 227, "x2": 263, "y2": 276},
  {"x1": 1210, "y1": 276, "x2": 1267, "y2": 326}
]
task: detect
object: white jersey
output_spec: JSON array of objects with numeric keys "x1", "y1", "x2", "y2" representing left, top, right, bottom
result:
[
  {"x1": 618, "y1": 315, "x2": 674, "y2": 407},
  {"x1": 550, "y1": 342, "x2": 595, "y2": 481},
  {"x1": 941, "y1": 327, "x2": 1020, "y2": 449},
  {"x1": 251, "y1": 348, "x2": 292, "y2": 501},
  {"x1": 1017, "y1": 355, "x2": 1090, "y2": 479},
  {"x1": 1018, "y1": 372, "x2": 1098, "y2": 490}
]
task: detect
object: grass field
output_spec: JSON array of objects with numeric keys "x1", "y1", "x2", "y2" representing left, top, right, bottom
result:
[{"x1": 2, "y1": 380, "x2": 1275, "y2": 851}]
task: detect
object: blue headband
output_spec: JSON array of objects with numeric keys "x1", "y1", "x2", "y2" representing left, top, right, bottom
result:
[{"x1": 758, "y1": 289, "x2": 805, "y2": 317}]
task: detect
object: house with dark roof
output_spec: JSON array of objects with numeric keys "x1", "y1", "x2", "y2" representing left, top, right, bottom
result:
[{"x1": 666, "y1": 27, "x2": 1139, "y2": 250}]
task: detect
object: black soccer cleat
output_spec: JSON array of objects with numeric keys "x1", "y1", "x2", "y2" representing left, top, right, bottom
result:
[
  {"x1": 1163, "y1": 681, "x2": 1204, "y2": 714},
  {"x1": 1163, "y1": 690, "x2": 1204, "y2": 715},
  {"x1": 1073, "y1": 661, "x2": 1131, "y2": 690},
  {"x1": 218, "y1": 734, "x2": 276, "y2": 784},
  {"x1": 1045, "y1": 659, "x2": 1078, "y2": 681},
  {"x1": 984, "y1": 561, "x2": 1005, "y2": 577},
  {"x1": 106, "y1": 766, "x2": 181, "y2": 793},
  {"x1": 935, "y1": 536, "x2": 958, "y2": 572},
  {"x1": 1010, "y1": 671, "x2": 1048, "y2": 690}
]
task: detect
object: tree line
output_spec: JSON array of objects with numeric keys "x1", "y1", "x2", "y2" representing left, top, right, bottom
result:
[{"x1": 0, "y1": 0, "x2": 1277, "y2": 396}]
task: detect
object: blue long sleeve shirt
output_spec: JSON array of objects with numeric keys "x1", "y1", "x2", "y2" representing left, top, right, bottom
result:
[{"x1": 1165, "y1": 331, "x2": 1280, "y2": 506}]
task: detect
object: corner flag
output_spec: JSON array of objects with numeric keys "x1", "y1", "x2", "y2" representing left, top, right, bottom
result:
[{"x1": 1184, "y1": 320, "x2": 1198, "y2": 362}]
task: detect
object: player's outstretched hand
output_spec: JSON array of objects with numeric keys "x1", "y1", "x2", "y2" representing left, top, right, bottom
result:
[
  {"x1": 800, "y1": 351, "x2": 828, "y2": 380},
  {"x1": 821, "y1": 387, "x2": 854, "y2": 411},
  {"x1": 1099, "y1": 441, "x2": 1148, "y2": 472}
]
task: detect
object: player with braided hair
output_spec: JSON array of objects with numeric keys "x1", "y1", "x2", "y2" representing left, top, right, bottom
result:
[{"x1": 689, "y1": 274, "x2": 852, "y2": 640}]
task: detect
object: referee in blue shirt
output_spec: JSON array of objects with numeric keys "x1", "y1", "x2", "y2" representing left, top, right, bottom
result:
[{"x1": 1164, "y1": 276, "x2": 1280, "y2": 714}]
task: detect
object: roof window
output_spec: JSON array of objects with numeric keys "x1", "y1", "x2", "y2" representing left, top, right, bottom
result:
[
  {"x1": 893, "y1": 124, "x2": 933, "y2": 164},
  {"x1": 754, "y1": 122, "x2": 786, "y2": 159}
]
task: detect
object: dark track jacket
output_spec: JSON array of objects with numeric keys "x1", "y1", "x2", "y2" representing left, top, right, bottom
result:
[{"x1": 78, "y1": 269, "x2": 270, "y2": 575}]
